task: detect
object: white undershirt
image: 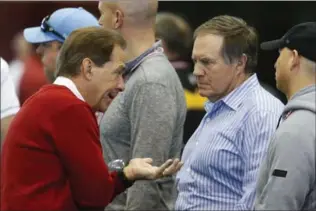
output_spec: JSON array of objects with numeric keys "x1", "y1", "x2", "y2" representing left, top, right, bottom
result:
[
  {"x1": 53, "y1": 76, "x2": 104, "y2": 124},
  {"x1": 53, "y1": 76, "x2": 85, "y2": 102}
]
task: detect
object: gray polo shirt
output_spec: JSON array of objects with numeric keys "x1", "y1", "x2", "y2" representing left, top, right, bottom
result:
[{"x1": 100, "y1": 42, "x2": 186, "y2": 210}]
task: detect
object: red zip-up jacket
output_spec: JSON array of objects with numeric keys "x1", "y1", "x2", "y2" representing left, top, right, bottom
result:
[{"x1": 1, "y1": 85, "x2": 128, "y2": 211}]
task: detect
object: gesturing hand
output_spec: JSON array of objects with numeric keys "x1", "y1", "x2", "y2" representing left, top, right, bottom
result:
[{"x1": 123, "y1": 158, "x2": 183, "y2": 181}]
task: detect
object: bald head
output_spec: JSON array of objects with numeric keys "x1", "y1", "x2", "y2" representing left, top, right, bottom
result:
[
  {"x1": 118, "y1": 0, "x2": 158, "y2": 23},
  {"x1": 99, "y1": 0, "x2": 158, "y2": 27}
]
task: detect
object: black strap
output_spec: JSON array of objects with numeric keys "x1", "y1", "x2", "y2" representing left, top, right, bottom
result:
[
  {"x1": 275, "y1": 114, "x2": 284, "y2": 129},
  {"x1": 277, "y1": 108, "x2": 316, "y2": 129},
  {"x1": 117, "y1": 169, "x2": 135, "y2": 188}
]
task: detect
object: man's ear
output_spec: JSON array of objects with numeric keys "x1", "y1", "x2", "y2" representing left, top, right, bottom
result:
[
  {"x1": 236, "y1": 53, "x2": 248, "y2": 74},
  {"x1": 290, "y1": 49, "x2": 300, "y2": 72},
  {"x1": 81, "y1": 58, "x2": 93, "y2": 80},
  {"x1": 113, "y1": 9, "x2": 124, "y2": 29}
]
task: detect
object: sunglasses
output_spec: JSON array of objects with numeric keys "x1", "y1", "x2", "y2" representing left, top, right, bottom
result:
[{"x1": 40, "y1": 15, "x2": 65, "y2": 41}]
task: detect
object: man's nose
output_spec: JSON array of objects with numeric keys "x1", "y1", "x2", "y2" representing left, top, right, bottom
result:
[
  {"x1": 193, "y1": 64, "x2": 204, "y2": 77},
  {"x1": 98, "y1": 19, "x2": 103, "y2": 26},
  {"x1": 117, "y1": 76, "x2": 125, "y2": 91}
]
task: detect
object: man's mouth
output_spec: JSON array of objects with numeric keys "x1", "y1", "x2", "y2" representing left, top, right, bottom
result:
[{"x1": 107, "y1": 90, "x2": 119, "y2": 100}]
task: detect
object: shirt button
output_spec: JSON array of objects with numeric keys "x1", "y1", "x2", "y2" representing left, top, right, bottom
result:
[{"x1": 196, "y1": 142, "x2": 198, "y2": 146}]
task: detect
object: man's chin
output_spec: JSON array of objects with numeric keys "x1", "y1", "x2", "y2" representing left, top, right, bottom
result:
[
  {"x1": 198, "y1": 89, "x2": 209, "y2": 98},
  {"x1": 98, "y1": 108, "x2": 107, "y2": 113},
  {"x1": 98, "y1": 98, "x2": 113, "y2": 113}
]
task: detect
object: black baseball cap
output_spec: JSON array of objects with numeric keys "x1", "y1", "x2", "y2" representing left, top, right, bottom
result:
[{"x1": 261, "y1": 22, "x2": 316, "y2": 62}]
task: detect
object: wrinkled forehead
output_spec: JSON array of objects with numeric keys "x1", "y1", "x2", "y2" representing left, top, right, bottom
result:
[{"x1": 193, "y1": 34, "x2": 224, "y2": 58}]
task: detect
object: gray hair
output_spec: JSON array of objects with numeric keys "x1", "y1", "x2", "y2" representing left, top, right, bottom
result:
[{"x1": 194, "y1": 15, "x2": 259, "y2": 74}]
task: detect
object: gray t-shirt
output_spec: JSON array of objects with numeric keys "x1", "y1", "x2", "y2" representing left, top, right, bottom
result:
[{"x1": 100, "y1": 49, "x2": 186, "y2": 210}]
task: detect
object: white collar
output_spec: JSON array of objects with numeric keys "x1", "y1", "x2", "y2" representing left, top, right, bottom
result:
[{"x1": 53, "y1": 76, "x2": 85, "y2": 102}]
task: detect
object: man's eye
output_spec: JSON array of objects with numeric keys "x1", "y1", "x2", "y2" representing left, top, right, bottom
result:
[{"x1": 200, "y1": 59, "x2": 210, "y2": 66}]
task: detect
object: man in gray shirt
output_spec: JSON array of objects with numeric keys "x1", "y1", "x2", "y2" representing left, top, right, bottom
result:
[
  {"x1": 97, "y1": 0, "x2": 186, "y2": 210},
  {"x1": 255, "y1": 22, "x2": 316, "y2": 210}
]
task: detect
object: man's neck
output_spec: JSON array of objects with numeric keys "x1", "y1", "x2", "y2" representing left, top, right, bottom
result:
[
  {"x1": 121, "y1": 27, "x2": 156, "y2": 61},
  {"x1": 71, "y1": 77, "x2": 96, "y2": 109},
  {"x1": 287, "y1": 79, "x2": 316, "y2": 100},
  {"x1": 208, "y1": 73, "x2": 251, "y2": 103}
]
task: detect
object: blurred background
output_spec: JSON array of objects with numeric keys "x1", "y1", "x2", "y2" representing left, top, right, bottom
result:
[
  {"x1": 1, "y1": 0, "x2": 315, "y2": 144},
  {"x1": 1, "y1": 1, "x2": 315, "y2": 107},
  {"x1": 1, "y1": 1, "x2": 315, "y2": 102}
]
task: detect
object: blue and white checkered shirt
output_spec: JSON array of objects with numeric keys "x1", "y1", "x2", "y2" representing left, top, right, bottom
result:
[{"x1": 175, "y1": 74, "x2": 284, "y2": 210}]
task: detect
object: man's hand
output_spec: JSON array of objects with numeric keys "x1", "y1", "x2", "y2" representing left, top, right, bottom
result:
[{"x1": 123, "y1": 158, "x2": 183, "y2": 181}]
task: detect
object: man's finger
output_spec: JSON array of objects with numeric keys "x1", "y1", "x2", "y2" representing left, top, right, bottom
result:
[
  {"x1": 142, "y1": 158, "x2": 153, "y2": 164},
  {"x1": 155, "y1": 159, "x2": 173, "y2": 176},
  {"x1": 175, "y1": 161, "x2": 183, "y2": 172},
  {"x1": 162, "y1": 159, "x2": 182, "y2": 176}
]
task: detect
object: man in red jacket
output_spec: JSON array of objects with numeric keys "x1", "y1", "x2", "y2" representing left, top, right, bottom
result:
[{"x1": 1, "y1": 27, "x2": 182, "y2": 211}]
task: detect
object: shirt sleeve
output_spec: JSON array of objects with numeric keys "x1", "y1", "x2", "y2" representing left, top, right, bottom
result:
[
  {"x1": 125, "y1": 82, "x2": 179, "y2": 210},
  {"x1": 254, "y1": 114, "x2": 315, "y2": 210},
  {"x1": 1, "y1": 58, "x2": 20, "y2": 119},
  {"x1": 51, "y1": 104, "x2": 128, "y2": 210},
  {"x1": 234, "y1": 110, "x2": 281, "y2": 210}
]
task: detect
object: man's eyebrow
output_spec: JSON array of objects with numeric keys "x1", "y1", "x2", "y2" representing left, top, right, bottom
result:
[
  {"x1": 192, "y1": 55, "x2": 216, "y2": 61},
  {"x1": 201, "y1": 56, "x2": 216, "y2": 61}
]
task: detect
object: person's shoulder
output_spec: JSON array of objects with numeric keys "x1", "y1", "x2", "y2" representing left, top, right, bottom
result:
[
  {"x1": 137, "y1": 54, "x2": 178, "y2": 82},
  {"x1": 273, "y1": 113, "x2": 315, "y2": 153},
  {"x1": 1, "y1": 57, "x2": 9, "y2": 71},
  {"x1": 248, "y1": 85, "x2": 284, "y2": 114},
  {"x1": 143, "y1": 53, "x2": 175, "y2": 72},
  {"x1": 1, "y1": 57, "x2": 10, "y2": 84},
  {"x1": 25, "y1": 85, "x2": 88, "y2": 111},
  {"x1": 282, "y1": 109, "x2": 315, "y2": 134}
]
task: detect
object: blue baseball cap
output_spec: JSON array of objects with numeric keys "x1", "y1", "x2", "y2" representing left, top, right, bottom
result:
[{"x1": 23, "y1": 7, "x2": 100, "y2": 44}]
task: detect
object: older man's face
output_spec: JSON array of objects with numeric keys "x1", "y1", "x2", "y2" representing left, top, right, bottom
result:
[
  {"x1": 90, "y1": 44, "x2": 126, "y2": 112},
  {"x1": 192, "y1": 34, "x2": 240, "y2": 102}
]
